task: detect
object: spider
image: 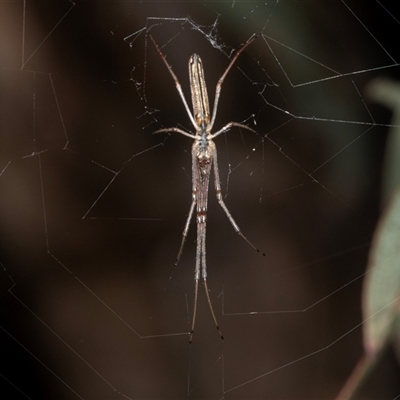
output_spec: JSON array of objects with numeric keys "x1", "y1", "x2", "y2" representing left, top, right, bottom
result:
[{"x1": 148, "y1": 32, "x2": 263, "y2": 343}]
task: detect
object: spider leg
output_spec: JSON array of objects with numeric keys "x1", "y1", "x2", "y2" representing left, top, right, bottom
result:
[
  {"x1": 209, "y1": 33, "x2": 258, "y2": 130},
  {"x1": 148, "y1": 33, "x2": 199, "y2": 131},
  {"x1": 189, "y1": 279, "x2": 199, "y2": 344},
  {"x1": 174, "y1": 198, "x2": 196, "y2": 270},
  {"x1": 203, "y1": 278, "x2": 224, "y2": 341},
  {"x1": 212, "y1": 147, "x2": 266, "y2": 256},
  {"x1": 153, "y1": 127, "x2": 197, "y2": 140},
  {"x1": 211, "y1": 121, "x2": 255, "y2": 139}
]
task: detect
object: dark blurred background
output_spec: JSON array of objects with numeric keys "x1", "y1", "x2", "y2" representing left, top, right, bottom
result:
[{"x1": 1, "y1": 1, "x2": 399, "y2": 399}]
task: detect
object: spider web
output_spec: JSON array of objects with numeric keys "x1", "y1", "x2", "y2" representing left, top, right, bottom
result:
[{"x1": 1, "y1": 1, "x2": 400, "y2": 399}]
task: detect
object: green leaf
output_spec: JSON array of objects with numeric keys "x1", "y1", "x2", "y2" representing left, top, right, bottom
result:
[{"x1": 362, "y1": 187, "x2": 400, "y2": 355}]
